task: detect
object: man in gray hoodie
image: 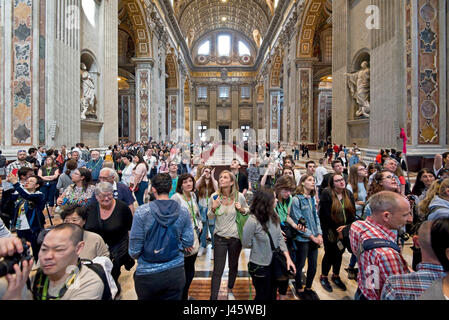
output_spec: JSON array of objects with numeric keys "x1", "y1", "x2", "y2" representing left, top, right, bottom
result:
[{"x1": 129, "y1": 173, "x2": 194, "y2": 300}]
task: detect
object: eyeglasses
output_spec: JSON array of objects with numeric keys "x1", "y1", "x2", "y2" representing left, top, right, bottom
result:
[
  {"x1": 99, "y1": 176, "x2": 112, "y2": 180},
  {"x1": 382, "y1": 175, "x2": 395, "y2": 180},
  {"x1": 98, "y1": 193, "x2": 113, "y2": 200}
]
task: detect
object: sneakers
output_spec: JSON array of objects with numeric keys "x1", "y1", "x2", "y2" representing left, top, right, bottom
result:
[
  {"x1": 320, "y1": 276, "x2": 333, "y2": 293},
  {"x1": 227, "y1": 290, "x2": 235, "y2": 300},
  {"x1": 210, "y1": 249, "x2": 214, "y2": 260},
  {"x1": 197, "y1": 247, "x2": 205, "y2": 257},
  {"x1": 331, "y1": 275, "x2": 347, "y2": 291},
  {"x1": 345, "y1": 267, "x2": 358, "y2": 280},
  {"x1": 303, "y1": 288, "x2": 320, "y2": 300}
]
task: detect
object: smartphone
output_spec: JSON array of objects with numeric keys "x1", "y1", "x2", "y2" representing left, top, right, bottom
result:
[
  {"x1": 213, "y1": 194, "x2": 219, "y2": 200},
  {"x1": 11, "y1": 168, "x2": 19, "y2": 176}
]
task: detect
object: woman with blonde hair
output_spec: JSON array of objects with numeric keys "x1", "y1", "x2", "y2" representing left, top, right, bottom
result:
[
  {"x1": 208, "y1": 170, "x2": 249, "y2": 300},
  {"x1": 419, "y1": 178, "x2": 449, "y2": 221}
]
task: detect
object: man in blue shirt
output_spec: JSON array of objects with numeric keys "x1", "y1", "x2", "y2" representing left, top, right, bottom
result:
[{"x1": 86, "y1": 150, "x2": 103, "y2": 183}]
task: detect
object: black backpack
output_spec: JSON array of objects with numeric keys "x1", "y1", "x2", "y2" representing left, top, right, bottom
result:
[{"x1": 81, "y1": 259, "x2": 113, "y2": 300}]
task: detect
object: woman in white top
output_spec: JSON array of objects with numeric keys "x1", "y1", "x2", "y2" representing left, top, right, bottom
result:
[
  {"x1": 120, "y1": 155, "x2": 135, "y2": 187},
  {"x1": 207, "y1": 170, "x2": 249, "y2": 300},
  {"x1": 171, "y1": 173, "x2": 202, "y2": 301}
]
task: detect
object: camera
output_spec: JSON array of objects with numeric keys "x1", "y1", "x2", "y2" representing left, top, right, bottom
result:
[
  {"x1": 0, "y1": 238, "x2": 33, "y2": 277},
  {"x1": 297, "y1": 217, "x2": 307, "y2": 228}
]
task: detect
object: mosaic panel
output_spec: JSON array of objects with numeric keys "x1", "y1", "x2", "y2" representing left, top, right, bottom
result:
[
  {"x1": 417, "y1": 0, "x2": 439, "y2": 144},
  {"x1": 12, "y1": 0, "x2": 33, "y2": 145},
  {"x1": 170, "y1": 95, "x2": 177, "y2": 131},
  {"x1": 138, "y1": 70, "x2": 149, "y2": 141},
  {"x1": 405, "y1": 0, "x2": 412, "y2": 143},
  {"x1": 300, "y1": 70, "x2": 311, "y2": 141}
]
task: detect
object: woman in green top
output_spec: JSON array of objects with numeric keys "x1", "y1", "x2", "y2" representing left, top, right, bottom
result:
[{"x1": 273, "y1": 175, "x2": 297, "y2": 300}]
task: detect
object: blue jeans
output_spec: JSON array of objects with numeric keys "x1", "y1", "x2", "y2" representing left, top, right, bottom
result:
[
  {"x1": 198, "y1": 205, "x2": 216, "y2": 249},
  {"x1": 134, "y1": 180, "x2": 148, "y2": 206},
  {"x1": 40, "y1": 182, "x2": 57, "y2": 207},
  {"x1": 199, "y1": 205, "x2": 208, "y2": 248},
  {"x1": 349, "y1": 253, "x2": 357, "y2": 268}
]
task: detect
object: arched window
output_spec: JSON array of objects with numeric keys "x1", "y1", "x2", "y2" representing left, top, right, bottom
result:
[
  {"x1": 218, "y1": 35, "x2": 231, "y2": 56},
  {"x1": 198, "y1": 41, "x2": 210, "y2": 55},
  {"x1": 238, "y1": 41, "x2": 250, "y2": 56}
]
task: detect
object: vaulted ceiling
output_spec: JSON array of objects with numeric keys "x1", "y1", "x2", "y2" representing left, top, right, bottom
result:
[{"x1": 175, "y1": 0, "x2": 274, "y2": 48}]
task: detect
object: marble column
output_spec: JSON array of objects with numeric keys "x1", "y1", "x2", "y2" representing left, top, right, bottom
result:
[
  {"x1": 210, "y1": 85, "x2": 217, "y2": 131},
  {"x1": 128, "y1": 79, "x2": 136, "y2": 142},
  {"x1": 269, "y1": 89, "x2": 281, "y2": 143},
  {"x1": 317, "y1": 87, "x2": 332, "y2": 143},
  {"x1": 231, "y1": 85, "x2": 239, "y2": 131},
  {"x1": 296, "y1": 59, "x2": 314, "y2": 142},
  {"x1": 167, "y1": 88, "x2": 179, "y2": 139},
  {"x1": 46, "y1": 0, "x2": 81, "y2": 148},
  {"x1": 133, "y1": 57, "x2": 154, "y2": 142},
  {"x1": 102, "y1": 0, "x2": 118, "y2": 146}
]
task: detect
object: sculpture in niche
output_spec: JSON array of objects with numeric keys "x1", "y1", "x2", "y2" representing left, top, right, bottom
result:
[
  {"x1": 80, "y1": 63, "x2": 96, "y2": 119},
  {"x1": 253, "y1": 29, "x2": 261, "y2": 47},
  {"x1": 345, "y1": 61, "x2": 370, "y2": 118}
]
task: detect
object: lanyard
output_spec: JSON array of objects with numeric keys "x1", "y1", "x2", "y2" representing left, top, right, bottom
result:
[
  {"x1": 340, "y1": 199, "x2": 347, "y2": 225},
  {"x1": 40, "y1": 262, "x2": 81, "y2": 300},
  {"x1": 46, "y1": 168, "x2": 52, "y2": 176},
  {"x1": 90, "y1": 159, "x2": 102, "y2": 171},
  {"x1": 214, "y1": 192, "x2": 237, "y2": 217},
  {"x1": 183, "y1": 193, "x2": 197, "y2": 227}
]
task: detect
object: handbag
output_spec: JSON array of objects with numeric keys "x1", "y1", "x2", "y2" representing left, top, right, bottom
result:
[
  {"x1": 263, "y1": 225, "x2": 294, "y2": 281},
  {"x1": 234, "y1": 192, "x2": 249, "y2": 241}
]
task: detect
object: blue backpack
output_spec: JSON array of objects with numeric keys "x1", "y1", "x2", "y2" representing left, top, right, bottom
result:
[{"x1": 142, "y1": 202, "x2": 182, "y2": 263}]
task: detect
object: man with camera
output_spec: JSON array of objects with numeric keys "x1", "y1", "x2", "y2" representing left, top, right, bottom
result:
[{"x1": 0, "y1": 223, "x2": 105, "y2": 300}]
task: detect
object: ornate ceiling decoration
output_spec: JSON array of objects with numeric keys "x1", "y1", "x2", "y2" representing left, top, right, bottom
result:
[{"x1": 176, "y1": 0, "x2": 272, "y2": 48}]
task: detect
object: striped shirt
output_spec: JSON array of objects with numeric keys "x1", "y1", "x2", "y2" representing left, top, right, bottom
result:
[
  {"x1": 381, "y1": 263, "x2": 446, "y2": 300},
  {"x1": 350, "y1": 217, "x2": 410, "y2": 300}
]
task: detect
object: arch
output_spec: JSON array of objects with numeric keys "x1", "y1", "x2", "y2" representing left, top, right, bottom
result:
[
  {"x1": 81, "y1": 49, "x2": 99, "y2": 73},
  {"x1": 270, "y1": 50, "x2": 283, "y2": 88},
  {"x1": 118, "y1": 68, "x2": 135, "y2": 81},
  {"x1": 297, "y1": 0, "x2": 325, "y2": 58},
  {"x1": 121, "y1": 0, "x2": 152, "y2": 57},
  {"x1": 165, "y1": 52, "x2": 178, "y2": 89},
  {"x1": 351, "y1": 48, "x2": 371, "y2": 72}
]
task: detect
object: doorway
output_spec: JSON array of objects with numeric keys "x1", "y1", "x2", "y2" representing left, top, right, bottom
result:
[{"x1": 218, "y1": 125, "x2": 229, "y2": 143}]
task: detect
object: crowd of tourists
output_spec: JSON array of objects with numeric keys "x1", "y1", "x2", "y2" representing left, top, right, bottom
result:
[{"x1": 0, "y1": 141, "x2": 448, "y2": 301}]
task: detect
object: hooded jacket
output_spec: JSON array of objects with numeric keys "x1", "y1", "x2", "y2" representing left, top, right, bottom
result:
[
  {"x1": 129, "y1": 199, "x2": 194, "y2": 275},
  {"x1": 427, "y1": 196, "x2": 449, "y2": 220}
]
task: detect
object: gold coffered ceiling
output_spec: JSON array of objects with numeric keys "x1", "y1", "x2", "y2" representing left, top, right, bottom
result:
[{"x1": 175, "y1": 0, "x2": 272, "y2": 47}]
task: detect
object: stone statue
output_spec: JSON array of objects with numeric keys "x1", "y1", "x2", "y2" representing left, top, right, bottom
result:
[
  {"x1": 80, "y1": 63, "x2": 96, "y2": 119},
  {"x1": 253, "y1": 29, "x2": 261, "y2": 47},
  {"x1": 345, "y1": 61, "x2": 370, "y2": 118}
]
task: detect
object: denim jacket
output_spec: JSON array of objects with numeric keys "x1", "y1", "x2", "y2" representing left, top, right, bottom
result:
[{"x1": 290, "y1": 194, "x2": 322, "y2": 242}]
